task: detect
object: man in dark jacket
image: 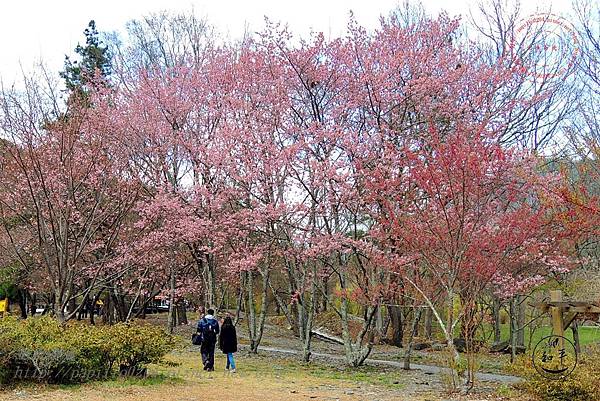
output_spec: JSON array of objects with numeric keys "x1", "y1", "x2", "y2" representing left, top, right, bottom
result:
[{"x1": 197, "y1": 308, "x2": 219, "y2": 371}]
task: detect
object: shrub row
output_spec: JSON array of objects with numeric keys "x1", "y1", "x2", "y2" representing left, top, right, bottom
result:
[
  {"x1": 0, "y1": 316, "x2": 176, "y2": 385},
  {"x1": 511, "y1": 345, "x2": 600, "y2": 401}
]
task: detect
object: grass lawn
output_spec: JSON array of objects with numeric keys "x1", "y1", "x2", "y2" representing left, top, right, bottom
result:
[{"x1": 494, "y1": 323, "x2": 600, "y2": 350}]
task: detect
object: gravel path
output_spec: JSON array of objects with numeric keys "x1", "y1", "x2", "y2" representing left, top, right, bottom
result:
[{"x1": 253, "y1": 345, "x2": 521, "y2": 384}]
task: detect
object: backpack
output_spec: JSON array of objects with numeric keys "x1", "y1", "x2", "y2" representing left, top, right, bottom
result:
[{"x1": 202, "y1": 318, "x2": 217, "y2": 344}]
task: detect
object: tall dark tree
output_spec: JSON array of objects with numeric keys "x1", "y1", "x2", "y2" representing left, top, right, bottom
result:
[{"x1": 60, "y1": 20, "x2": 112, "y2": 93}]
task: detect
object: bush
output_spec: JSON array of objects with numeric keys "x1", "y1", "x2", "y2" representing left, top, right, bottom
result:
[
  {"x1": 510, "y1": 345, "x2": 600, "y2": 401},
  {"x1": 61, "y1": 322, "x2": 115, "y2": 382},
  {"x1": 0, "y1": 316, "x2": 79, "y2": 383},
  {"x1": 0, "y1": 317, "x2": 20, "y2": 384},
  {"x1": 0, "y1": 316, "x2": 176, "y2": 385},
  {"x1": 107, "y1": 321, "x2": 177, "y2": 374}
]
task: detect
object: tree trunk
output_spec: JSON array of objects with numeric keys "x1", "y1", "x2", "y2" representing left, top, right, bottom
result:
[
  {"x1": 460, "y1": 299, "x2": 478, "y2": 344},
  {"x1": 320, "y1": 275, "x2": 328, "y2": 313},
  {"x1": 516, "y1": 295, "x2": 525, "y2": 349},
  {"x1": 111, "y1": 288, "x2": 127, "y2": 323},
  {"x1": 203, "y1": 255, "x2": 217, "y2": 311},
  {"x1": 246, "y1": 271, "x2": 257, "y2": 352},
  {"x1": 492, "y1": 297, "x2": 501, "y2": 344},
  {"x1": 572, "y1": 320, "x2": 581, "y2": 354},
  {"x1": 403, "y1": 308, "x2": 423, "y2": 370},
  {"x1": 374, "y1": 306, "x2": 384, "y2": 344},
  {"x1": 300, "y1": 264, "x2": 318, "y2": 362},
  {"x1": 274, "y1": 291, "x2": 281, "y2": 315},
  {"x1": 54, "y1": 296, "x2": 66, "y2": 323},
  {"x1": 29, "y1": 292, "x2": 36, "y2": 316},
  {"x1": 268, "y1": 281, "x2": 296, "y2": 332},
  {"x1": 68, "y1": 297, "x2": 76, "y2": 315},
  {"x1": 445, "y1": 290, "x2": 461, "y2": 391},
  {"x1": 336, "y1": 258, "x2": 378, "y2": 367},
  {"x1": 191, "y1": 246, "x2": 217, "y2": 313},
  {"x1": 175, "y1": 302, "x2": 188, "y2": 326},
  {"x1": 217, "y1": 287, "x2": 227, "y2": 312},
  {"x1": 340, "y1": 300, "x2": 377, "y2": 366},
  {"x1": 167, "y1": 266, "x2": 176, "y2": 334},
  {"x1": 102, "y1": 292, "x2": 109, "y2": 324},
  {"x1": 234, "y1": 281, "x2": 244, "y2": 326},
  {"x1": 107, "y1": 292, "x2": 115, "y2": 324},
  {"x1": 424, "y1": 307, "x2": 433, "y2": 340},
  {"x1": 245, "y1": 270, "x2": 269, "y2": 353},
  {"x1": 509, "y1": 296, "x2": 517, "y2": 363},
  {"x1": 446, "y1": 333, "x2": 461, "y2": 390},
  {"x1": 256, "y1": 270, "x2": 270, "y2": 349},
  {"x1": 388, "y1": 305, "x2": 404, "y2": 347},
  {"x1": 90, "y1": 291, "x2": 102, "y2": 325},
  {"x1": 461, "y1": 297, "x2": 478, "y2": 391},
  {"x1": 17, "y1": 289, "x2": 28, "y2": 319},
  {"x1": 133, "y1": 292, "x2": 157, "y2": 320},
  {"x1": 77, "y1": 294, "x2": 89, "y2": 321},
  {"x1": 287, "y1": 278, "x2": 300, "y2": 335}
]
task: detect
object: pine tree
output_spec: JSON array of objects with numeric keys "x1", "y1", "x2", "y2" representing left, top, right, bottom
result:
[{"x1": 60, "y1": 20, "x2": 111, "y2": 93}]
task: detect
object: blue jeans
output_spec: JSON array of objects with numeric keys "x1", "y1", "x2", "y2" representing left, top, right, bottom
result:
[{"x1": 226, "y1": 353, "x2": 236, "y2": 370}]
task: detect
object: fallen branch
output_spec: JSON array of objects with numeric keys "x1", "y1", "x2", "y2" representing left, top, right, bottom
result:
[{"x1": 311, "y1": 328, "x2": 344, "y2": 345}]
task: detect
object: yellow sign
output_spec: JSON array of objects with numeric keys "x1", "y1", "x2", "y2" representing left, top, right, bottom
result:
[{"x1": 0, "y1": 299, "x2": 8, "y2": 313}]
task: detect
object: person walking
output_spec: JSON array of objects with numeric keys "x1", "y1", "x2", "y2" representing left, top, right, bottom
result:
[
  {"x1": 197, "y1": 308, "x2": 219, "y2": 371},
  {"x1": 218, "y1": 316, "x2": 238, "y2": 373}
]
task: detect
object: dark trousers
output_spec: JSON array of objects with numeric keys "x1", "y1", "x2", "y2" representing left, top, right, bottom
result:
[{"x1": 200, "y1": 341, "x2": 216, "y2": 370}]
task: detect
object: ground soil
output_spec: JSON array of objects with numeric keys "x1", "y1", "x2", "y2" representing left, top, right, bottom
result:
[{"x1": 0, "y1": 350, "x2": 518, "y2": 401}]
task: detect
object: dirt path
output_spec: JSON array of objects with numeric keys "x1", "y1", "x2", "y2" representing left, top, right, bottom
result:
[
  {"x1": 0, "y1": 350, "x2": 446, "y2": 401},
  {"x1": 0, "y1": 379, "x2": 415, "y2": 401}
]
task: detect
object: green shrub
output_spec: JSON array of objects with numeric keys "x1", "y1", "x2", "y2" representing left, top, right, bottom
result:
[
  {"x1": 0, "y1": 316, "x2": 76, "y2": 383},
  {"x1": 510, "y1": 345, "x2": 600, "y2": 401},
  {"x1": 0, "y1": 316, "x2": 176, "y2": 385},
  {"x1": 62, "y1": 322, "x2": 115, "y2": 381},
  {"x1": 106, "y1": 321, "x2": 176, "y2": 372},
  {"x1": 0, "y1": 317, "x2": 18, "y2": 384}
]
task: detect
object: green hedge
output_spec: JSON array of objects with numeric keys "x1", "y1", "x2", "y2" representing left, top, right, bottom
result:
[{"x1": 0, "y1": 316, "x2": 176, "y2": 385}]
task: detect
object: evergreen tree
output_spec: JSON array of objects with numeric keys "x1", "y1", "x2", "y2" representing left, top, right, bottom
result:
[{"x1": 60, "y1": 20, "x2": 111, "y2": 93}]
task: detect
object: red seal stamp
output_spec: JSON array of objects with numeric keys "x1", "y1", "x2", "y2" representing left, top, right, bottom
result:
[{"x1": 511, "y1": 13, "x2": 579, "y2": 80}]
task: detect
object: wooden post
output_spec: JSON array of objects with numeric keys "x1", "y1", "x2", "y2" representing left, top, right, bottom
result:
[
  {"x1": 572, "y1": 320, "x2": 581, "y2": 354},
  {"x1": 550, "y1": 290, "x2": 564, "y2": 349}
]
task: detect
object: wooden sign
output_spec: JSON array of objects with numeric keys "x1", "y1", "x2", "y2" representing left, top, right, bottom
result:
[{"x1": 530, "y1": 289, "x2": 600, "y2": 356}]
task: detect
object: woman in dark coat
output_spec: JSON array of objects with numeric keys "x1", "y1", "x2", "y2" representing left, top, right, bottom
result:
[{"x1": 218, "y1": 316, "x2": 238, "y2": 372}]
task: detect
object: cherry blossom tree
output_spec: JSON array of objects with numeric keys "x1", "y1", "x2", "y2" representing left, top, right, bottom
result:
[{"x1": 0, "y1": 75, "x2": 140, "y2": 322}]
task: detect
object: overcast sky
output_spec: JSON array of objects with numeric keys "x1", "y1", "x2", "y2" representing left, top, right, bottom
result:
[{"x1": 0, "y1": 0, "x2": 573, "y2": 84}]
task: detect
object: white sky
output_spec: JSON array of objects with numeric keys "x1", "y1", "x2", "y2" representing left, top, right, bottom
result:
[{"x1": 0, "y1": 0, "x2": 573, "y2": 84}]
